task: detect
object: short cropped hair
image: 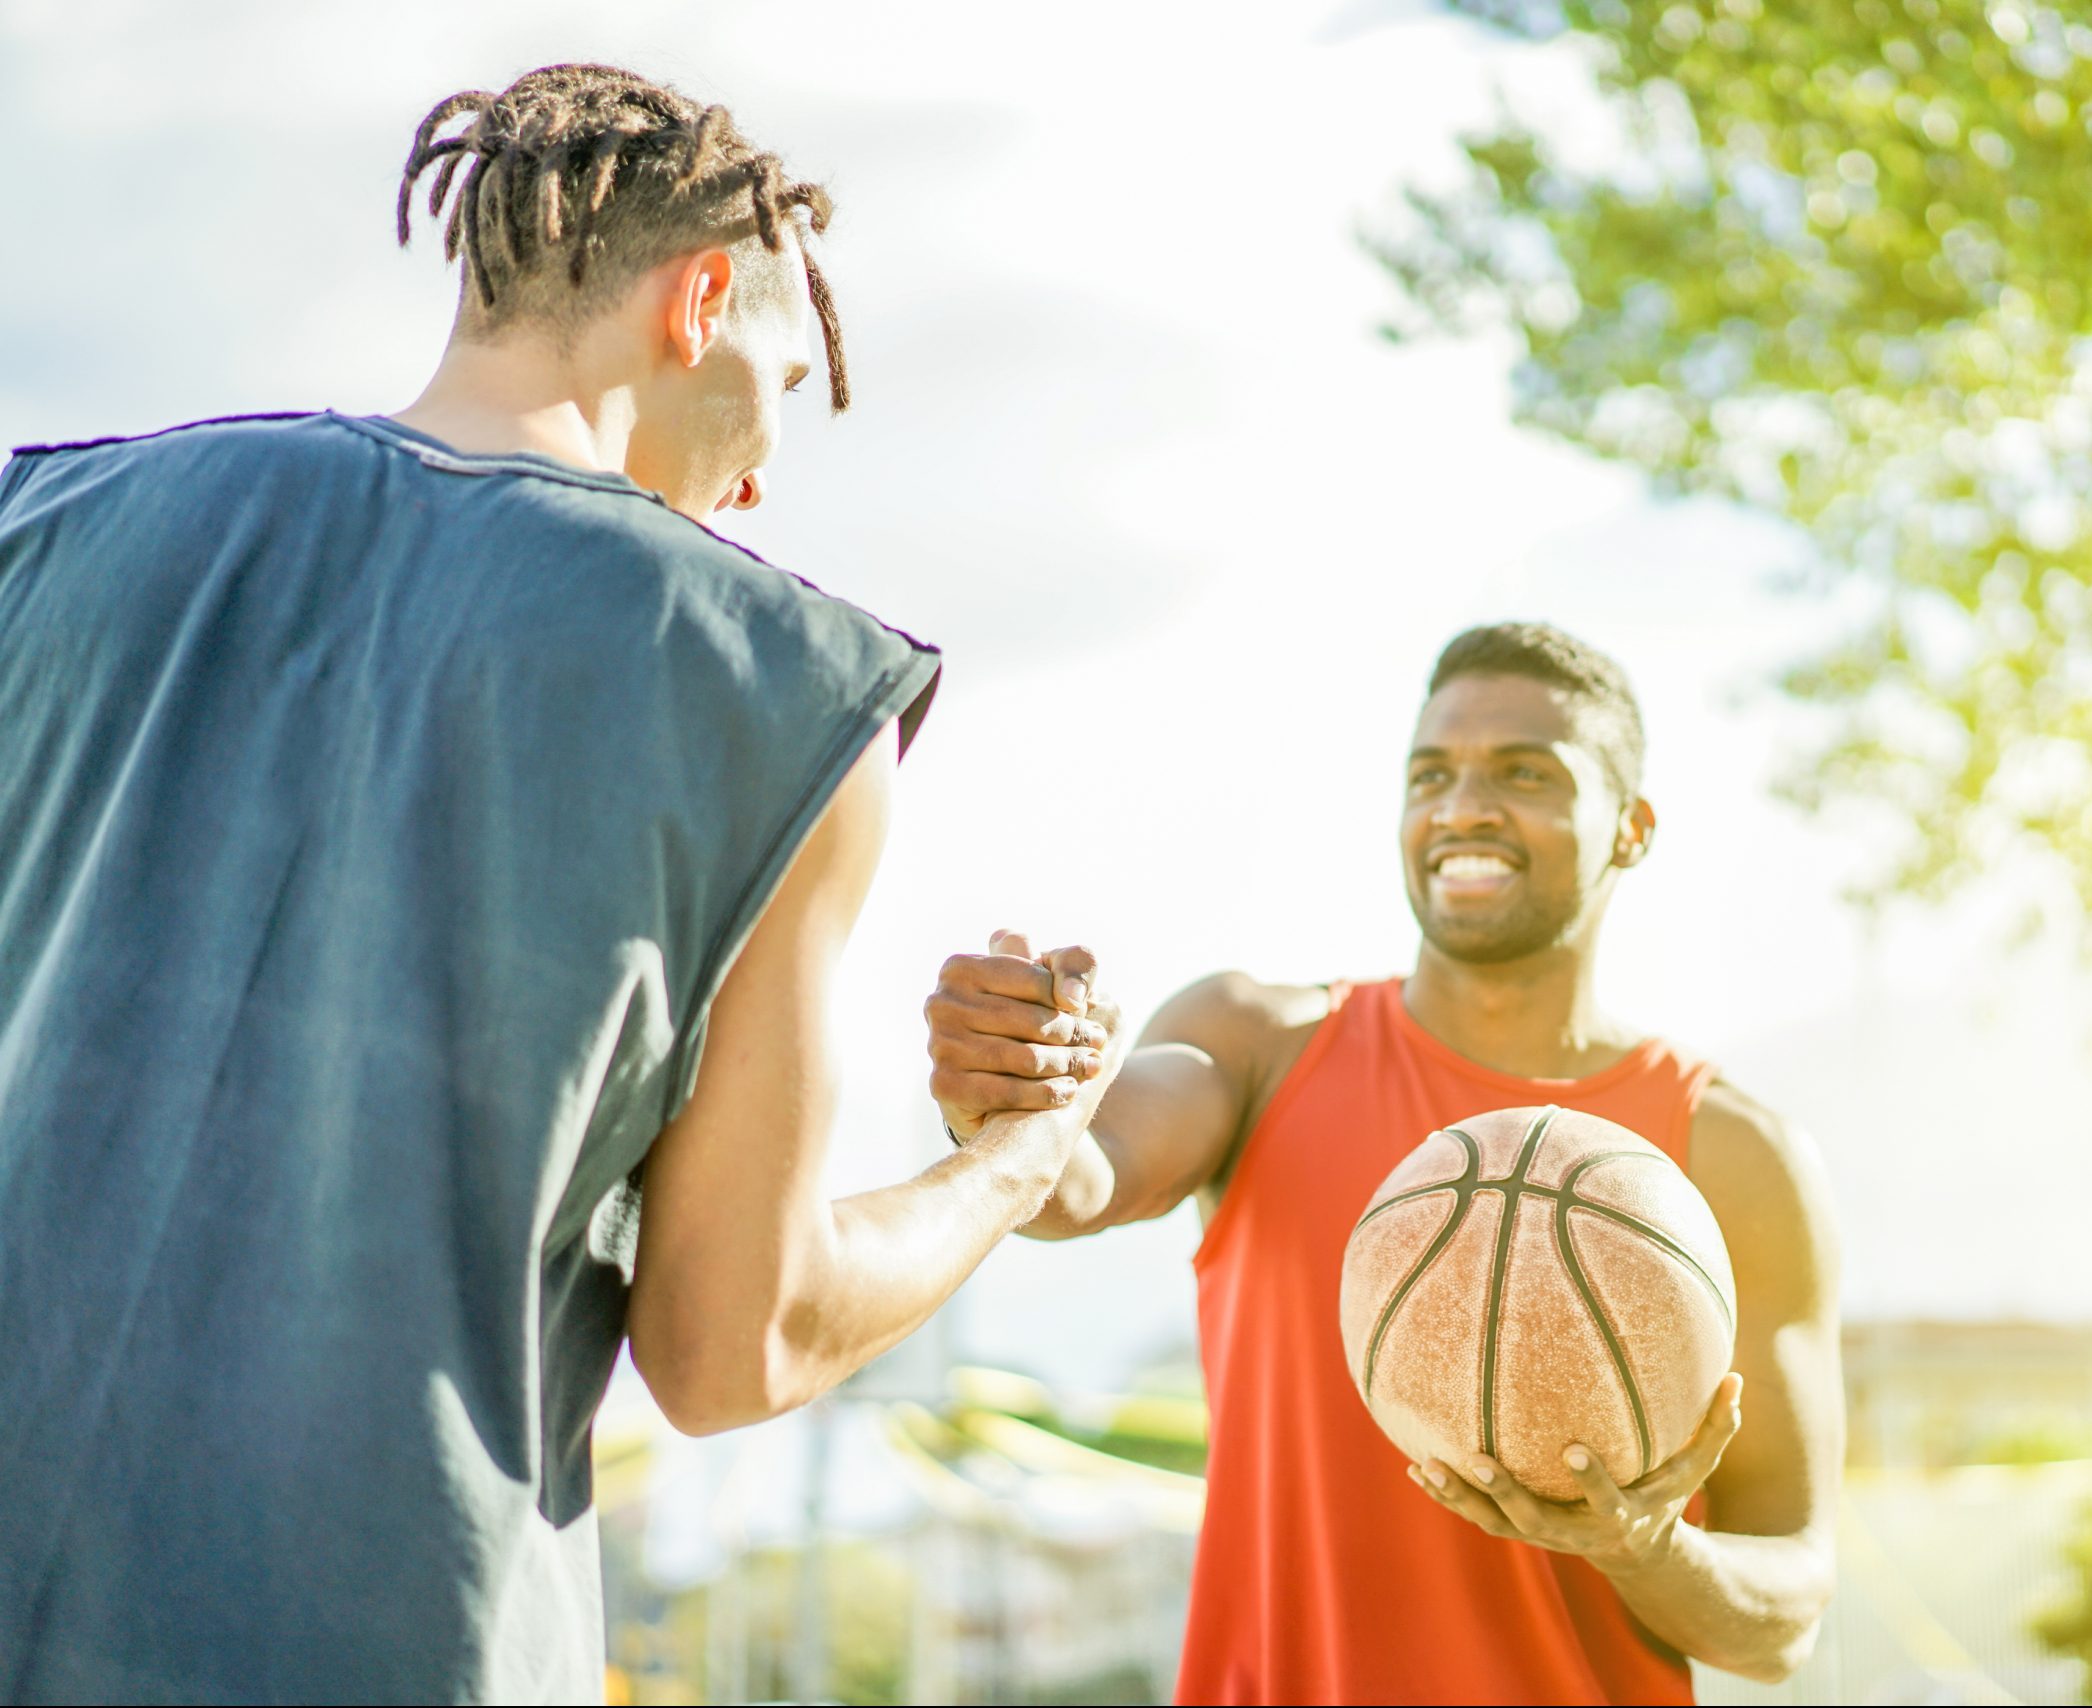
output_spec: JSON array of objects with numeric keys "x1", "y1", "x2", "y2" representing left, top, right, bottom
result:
[{"x1": 1426, "y1": 622, "x2": 1646, "y2": 799}]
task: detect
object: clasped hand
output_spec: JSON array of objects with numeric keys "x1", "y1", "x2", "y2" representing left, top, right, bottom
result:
[
  {"x1": 1410, "y1": 1373, "x2": 1745, "y2": 1576},
  {"x1": 924, "y1": 931, "x2": 1125, "y2": 1139}
]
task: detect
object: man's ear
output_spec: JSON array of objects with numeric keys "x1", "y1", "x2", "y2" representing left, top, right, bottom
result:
[
  {"x1": 1613, "y1": 797, "x2": 1657, "y2": 869},
  {"x1": 666, "y1": 247, "x2": 735, "y2": 368}
]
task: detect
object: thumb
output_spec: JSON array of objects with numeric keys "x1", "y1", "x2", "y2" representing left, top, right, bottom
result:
[
  {"x1": 989, "y1": 928, "x2": 1037, "y2": 961},
  {"x1": 1041, "y1": 944, "x2": 1098, "y2": 1015}
]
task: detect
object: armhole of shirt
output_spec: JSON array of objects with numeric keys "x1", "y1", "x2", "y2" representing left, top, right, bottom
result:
[
  {"x1": 896, "y1": 663, "x2": 941, "y2": 758},
  {"x1": 1191, "y1": 980, "x2": 1360, "y2": 1276},
  {"x1": 1676, "y1": 1055, "x2": 1721, "y2": 1172},
  {"x1": 663, "y1": 644, "x2": 943, "y2": 1122}
]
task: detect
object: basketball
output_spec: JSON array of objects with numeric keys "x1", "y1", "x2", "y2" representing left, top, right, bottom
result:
[{"x1": 1339, "y1": 1104, "x2": 1736, "y2": 1502}]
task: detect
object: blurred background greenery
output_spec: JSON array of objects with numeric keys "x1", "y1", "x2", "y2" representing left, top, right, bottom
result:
[{"x1": 1375, "y1": 0, "x2": 2092, "y2": 941}]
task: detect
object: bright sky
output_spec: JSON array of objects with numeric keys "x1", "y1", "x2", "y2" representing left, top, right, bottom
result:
[{"x1": 3, "y1": 0, "x2": 2086, "y2": 1400}]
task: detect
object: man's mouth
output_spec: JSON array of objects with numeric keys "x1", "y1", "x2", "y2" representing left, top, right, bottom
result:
[{"x1": 1426, "y1": 848, "x2": 1523, "y2": 898}]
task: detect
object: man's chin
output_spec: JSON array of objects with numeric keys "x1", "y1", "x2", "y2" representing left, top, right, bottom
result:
[{"x1": 1418, "y1": 912, "x2": 1564, "y2": 966}]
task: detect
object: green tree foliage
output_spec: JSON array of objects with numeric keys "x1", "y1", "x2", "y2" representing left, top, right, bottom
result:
[
  {"x1": 2034, "y1": 1500, "x2": 2092, "y2": 1702},
  {"x1": 1376, "y1": 0, "x2": 2092, "y2": 925}
]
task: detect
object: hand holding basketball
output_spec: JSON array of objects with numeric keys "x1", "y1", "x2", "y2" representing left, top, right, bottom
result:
[
  {"x1": 1410, "y1": 1372, "x2": 1745, "y2": 1576},
  {"x1": 925, "y1": 932, "x2": 1123, "y2": 1140}
]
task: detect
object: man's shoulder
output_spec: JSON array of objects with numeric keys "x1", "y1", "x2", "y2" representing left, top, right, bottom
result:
[
  {"x1": 7, "y1": 410, "x2": 321, "y2": 465},
  {"x1": 476, "y1": 477, "x2": 932, "y2": 688},
  {"x1": 319, "y1": 421, "x2": 939, "y2": 705},
  {"x1": 3, "y1": 412, "x2": 326, "y2": 508},
  {"x1": 1688, "y1": 1077, "x2": 1838, "y2": 1279},
  {"x1": 1690, "y1": 1078, "x2": 1812, "y2": 1178}
]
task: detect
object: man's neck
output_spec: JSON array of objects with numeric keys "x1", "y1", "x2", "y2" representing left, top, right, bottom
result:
[
  {"x1": 1402, "y1": 940, "x2": 1640, "y2": 1082},
  {"x1": 391, "y1": 336, "x2": 638, "y2": 474}
]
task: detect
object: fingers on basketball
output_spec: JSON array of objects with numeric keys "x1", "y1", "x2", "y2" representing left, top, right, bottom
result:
[
  {"x1": 1409, "y1": 1460, "x2": 1519, "y2": 1538},
  {"x1": 1561, "y1": 1447, "x2": 1632, "y2": 1523},
  {"x1": 1464, "y1": 1457, "x2": 1561, "y2": 1536}
]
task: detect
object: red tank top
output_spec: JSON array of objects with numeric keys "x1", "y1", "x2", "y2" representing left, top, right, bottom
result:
[{"x1": 1176, "y1": 978, "x2": 1717, "y2": 1706}]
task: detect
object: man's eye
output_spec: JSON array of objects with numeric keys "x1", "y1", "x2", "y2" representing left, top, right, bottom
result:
[{"x1": 1409, "y1": 769, "x2": 1446, "y2": 788}]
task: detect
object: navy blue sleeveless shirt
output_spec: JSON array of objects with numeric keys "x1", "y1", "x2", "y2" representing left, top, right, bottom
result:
[{"x1": 0, "y1": 413, "x2": 939, "y2": 1703}]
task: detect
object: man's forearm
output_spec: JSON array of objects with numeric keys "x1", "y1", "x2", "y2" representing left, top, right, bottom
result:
[
  {"x1": 780, "y1": 1111, "x2": 1074, "y2": 1394},
  {"x1": 1605, "y1": 1522, "x2": 1834, "y2": 1684},
  {"x1": 636, "y1": 1107, "x2": 1083, "y2": 1436},
  {"x1": 1015, "y1": 1128, "x2": 1118, "y2": 1240}
]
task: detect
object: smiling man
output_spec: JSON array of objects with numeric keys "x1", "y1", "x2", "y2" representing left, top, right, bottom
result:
[{"x1": 925, "y1": 622, "x2": 1843, "y2": 1704}]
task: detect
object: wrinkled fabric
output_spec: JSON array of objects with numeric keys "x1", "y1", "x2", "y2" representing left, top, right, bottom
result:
[
  {"x1": 1180, "y1": 978, "x2": 1716, "y2": 1706},
  {"x1": 0, "y1": 413, "x2": 938, "y2": 1705}
]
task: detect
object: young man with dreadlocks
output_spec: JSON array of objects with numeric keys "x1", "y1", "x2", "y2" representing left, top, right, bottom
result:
[
  {"x1": 925, "y1": 623, "x2": 1843, "y2": 1704},
  {"x1": 0, "y1": 65, "x2": 1116, "y2": 1702}
]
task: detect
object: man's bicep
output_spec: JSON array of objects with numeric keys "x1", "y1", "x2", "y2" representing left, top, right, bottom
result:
[
  {"x1": 1084, "y1": 974, "x2": 1274, "y2": 1223},
  {"x1": 1695, "y1": 1092, "x2": 1844, "y2": 1542},
  {"x1": 627, "y1": 726, "x2": 897, "y2": 1357},
  {"x1": 1088, "y1": 1042, "x2": 1245, "y2": 1221}
]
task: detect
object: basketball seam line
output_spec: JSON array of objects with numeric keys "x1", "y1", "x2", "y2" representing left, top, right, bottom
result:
[
  {"x1": 1479, "y1": 1106, "x2": 1559, "y2": 1460},
  {"x1": 1565, "y1": 1200, "x2": 1736, "y2": 1335},
  {"x1": 1358, "y1": 1127, "x2": 1479, "y2": 1402},
  {"x1": 1557, "y1": 1151, "x2": 1657, "y2": 1480},
  {"x1": 1351, "y1": 1175, "x2": 1466, "y2": 1233}
]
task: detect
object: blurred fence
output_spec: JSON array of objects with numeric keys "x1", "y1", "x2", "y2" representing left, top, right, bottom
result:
[
  {"x1": 598, "y1": 1371, "x2": 1200, "y2": 1705},
  {"x1": 598, "y1": 1380, "x2": 2092, "y2": 1706},
  {"x1": 1696, "y1": 1461, "x2": 2090, "y2": 1707}
]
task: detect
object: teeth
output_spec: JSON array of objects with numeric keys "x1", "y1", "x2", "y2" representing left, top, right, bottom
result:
[{"x1": 1437, "y1": 854, "x2": 1514, "y2": 880}]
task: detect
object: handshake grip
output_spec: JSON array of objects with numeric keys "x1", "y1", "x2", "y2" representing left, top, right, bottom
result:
[{"x1": 923, "y1": 930, "x2": 1126, "y2": 1151}]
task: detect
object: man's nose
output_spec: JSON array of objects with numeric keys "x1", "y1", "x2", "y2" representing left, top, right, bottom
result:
[{"x1": 1430, "y1": 773, "x2": 1505, "y2": 830}]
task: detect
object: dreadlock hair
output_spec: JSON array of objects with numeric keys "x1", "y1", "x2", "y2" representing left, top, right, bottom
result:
[
  {"x1": 1427, "y1": 622, "x2": 1647, "y2": 800},
  {"x1": 396, "y1": 64, "x2": 849, "y2": 410}
]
